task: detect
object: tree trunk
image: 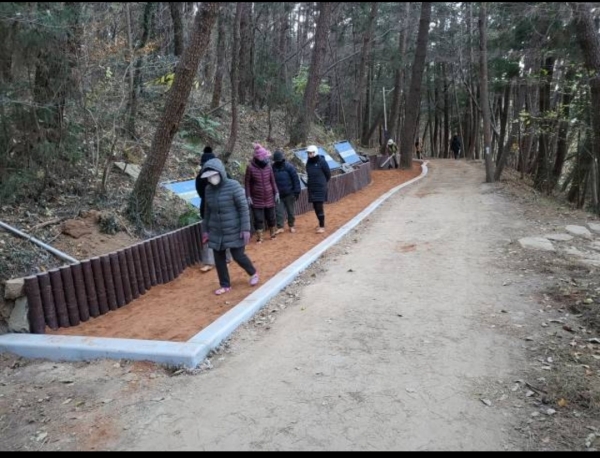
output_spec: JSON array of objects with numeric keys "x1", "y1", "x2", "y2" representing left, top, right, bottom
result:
[
  {"x1": 389, "y1": 2, "x2": 411, "y2": 143},
  {"x1": 443, "y1": 63, "x2": 450, "y2": 158},
  {"x1": 126, "y1": 2, "x2": 155, "y2": 140},
  {"x1": 170, "y1": 2, "x2": 184, "y2": 57},
  {"x1": 223, "y1": 3, "x2": 243, "y2": 160},
  {"x1": 361, "y1": 52, "x2": 378, "y2": 146},
  {"x1": 34, "y1": 2, "x2": 82, "y2": 134},
  {"x1": 210, "y1": 7, "x2": 226, "y2": 110},
  {"x1": 238, "y1": 2, "x2": 254, "y2": 105},
  {"x1": 433, "y1": 73, "x2": 439, "y2": 157},
  {"x1": 400, "y1": 2, "x2": 432, "y2": 168},
  {"x1": 570, "y1": 1, "x2": 600, "y2": 214},
  {"x1": 479, "y1": 3, "x2": 494, "y2": 182},
  {"x1": 466, "y1": 2, "x2": 477, "y2": 160},
  {"x1": 289, "y1": 2, "x2": 333, "y2": 146},
  {"x1": 534, "y1": 55, "x2": 555, "y2": 193},
  {"x1": 495, "y1": 80, "x2": 525, "y2": 181},
  {"x1": 567, "y1": 135, "x2": 592, "y2": 208},
  {"x1": 349, "y1": 2, "x2": 378, "y2": 142},
  {"x1": 128, "y1": 2, "x2": 218, "y2": 226},
  {"x1": 496, "y1": 82, "x2": 511, "y2": 165},
  {"x1": 551, "y1": 67, "x2": 575, "y2": 189},
  {"x1": 0, "y1": 16, "x2": 13, "y2": 82}
]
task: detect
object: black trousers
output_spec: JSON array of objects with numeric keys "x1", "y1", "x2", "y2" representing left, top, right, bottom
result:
[
  {"x1": 313, "y1": 201, "x2": 325, "y2": 227},
  {"x1": 214, "y1": 246, "x2": 256, "y2": 288},
  {"x1": 252, "y1": 207, "x2": 276, "y2": 231}
]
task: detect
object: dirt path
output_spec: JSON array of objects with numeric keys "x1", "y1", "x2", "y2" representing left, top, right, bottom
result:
[{"x1": 90, "y1": 160, "x2": 526, "y2": 451}]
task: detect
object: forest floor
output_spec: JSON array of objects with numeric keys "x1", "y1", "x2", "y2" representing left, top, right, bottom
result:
[{"x1": 1, "y1": 159, "x2": 600, "y2": 450}]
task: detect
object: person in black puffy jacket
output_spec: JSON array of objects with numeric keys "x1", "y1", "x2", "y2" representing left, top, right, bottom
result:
[
  {"x1": 272, "y1": 150, "x2": 301, "y2": 234},
  {"x1": 305, "y1": 145, "x2": 331, "y2": 234}
]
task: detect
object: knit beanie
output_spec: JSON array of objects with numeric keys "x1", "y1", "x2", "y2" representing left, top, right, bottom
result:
[{"x1": 254, "y1": 143, "x2": 270, "y2": 160}]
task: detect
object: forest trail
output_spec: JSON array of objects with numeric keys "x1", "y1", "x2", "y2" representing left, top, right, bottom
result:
[{"x1": 108, "y1": 160, "x2": 524, "y2": 450}]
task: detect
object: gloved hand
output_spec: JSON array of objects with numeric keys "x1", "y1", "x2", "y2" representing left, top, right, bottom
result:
[
  {"x1": 247, "y1": 197, "x2": 253, "y2": 207},
  {"x1": 294, "y1": 193, "x2": 300, "y2": 201},
  {"x1": 240, "y1": 231, "x2": 251, "y2": 245},
  {"x1": 274, "y1": 193, "x2": 280, "y2": 204},
  {"x1": 202, "y1": 232, "x2": 209, "y2": 244}
]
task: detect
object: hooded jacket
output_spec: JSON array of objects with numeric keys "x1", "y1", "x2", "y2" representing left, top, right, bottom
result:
[
  {"x1": 201, "y1": 158, "x2": 251, "y2": 251},
  {"x1": 272, "y1": 158, "x2": 301, "y2": 198}
]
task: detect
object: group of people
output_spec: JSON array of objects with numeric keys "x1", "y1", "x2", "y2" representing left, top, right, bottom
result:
[
  {"x1": 194, "y1": 143, "x2": 331, "y2": 295},
  {"x1": 382, "y1": 135, "x2": 462, "y2": 165},
  {"x1": 381, "y1": 138, "x2": 424, "y2": 169}
]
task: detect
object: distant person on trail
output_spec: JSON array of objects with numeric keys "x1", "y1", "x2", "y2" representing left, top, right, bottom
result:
[
  {"x1": 415, "y1": 139, "x2": 423, "y2": 160},
  {"x1": 385, "y1": 138, "x2": 399, "y2": 169},
  {"x1": 201, "y1": 158, "x2": 259, "y2": 296},
  {"x1": 245, "y1": 143, "x2": 280, "y2": 243},
  {"x1": 305, "y1": 144, "x2": 331, "y2": 234},
  {"x1": 450, "y1": 134, "x2": 462, "y2": 160},
  {"x1": 272, "y1": 150, "x2": 301, "y2": 234}
]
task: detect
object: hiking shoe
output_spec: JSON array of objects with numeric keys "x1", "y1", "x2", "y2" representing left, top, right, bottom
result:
[
  {"x1": 315, "y1": 227, "x2": 325, "y2": 234},
  {"x1": 249, "y1": 272, "x2": 259, "y2": 286},
  {"x1": 214, "y1": 286, "x2": 231, "y2": 296},
  {"x1": 289, "y1": 227, "x2": 296, "y2": 233},
  {"x1": 274, "y1": 228, "x2": 285, "y2": 235}
]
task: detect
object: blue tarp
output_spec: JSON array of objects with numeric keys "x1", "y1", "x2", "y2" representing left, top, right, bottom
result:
[
  {"x1": 334, "y1": 141, "x2": 362, "y2": 166},
  {"x1": 293, "y1": 146, "x2": 342, "y2": 171},
  {"x1": 162, "y1": 179, "x2": 201, "y2": 209}
]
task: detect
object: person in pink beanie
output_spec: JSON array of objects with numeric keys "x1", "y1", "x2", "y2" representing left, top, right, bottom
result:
[{"x1": 245, "y1": 143, "x2": 280, "y2": 243}]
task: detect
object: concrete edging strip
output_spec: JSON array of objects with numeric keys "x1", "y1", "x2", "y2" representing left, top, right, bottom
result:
[{"x1": 0, "y1": 161, "x2": 429, "y2": 368}]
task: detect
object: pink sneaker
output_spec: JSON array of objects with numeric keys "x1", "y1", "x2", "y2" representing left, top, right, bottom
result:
[
  {"x1": 214, "y1": 286, "x2": 231, "y2": 296},
  {"x1": 249, "y1": 272, "x2": 259, "y2": 286}
]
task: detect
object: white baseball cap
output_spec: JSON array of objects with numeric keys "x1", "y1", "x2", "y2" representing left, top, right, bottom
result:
[
  {"x1": 306, "y1": 145, "x2": 318, "y2": 154},
  {"x1": 387, "y1": 139, "x2": 394, "y2": 145}
]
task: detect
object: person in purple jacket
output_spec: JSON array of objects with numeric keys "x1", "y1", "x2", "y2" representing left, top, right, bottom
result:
[{"x1": 245, "y1": 143, "x2": 280, "y2": 243}]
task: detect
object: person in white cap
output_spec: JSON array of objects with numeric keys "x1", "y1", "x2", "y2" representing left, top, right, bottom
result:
[
  {"x1": 200, "y1": 158, "x2": 259, "y2": 295},
  {"x1": 305, "y1": 145, "x2": 331, "y2": 233},
  {"x1": 385, "y1": 138, "x2": 399, "y2": 169}
]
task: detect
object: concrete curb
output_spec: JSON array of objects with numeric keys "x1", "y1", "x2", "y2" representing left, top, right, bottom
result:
[{"x1": 0, "y1": 162, "x2": 429, "y2": 368}]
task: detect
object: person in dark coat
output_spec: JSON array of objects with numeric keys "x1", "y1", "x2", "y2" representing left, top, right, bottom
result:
[
  {"x1": 201, "y1": 158, "x2": 259, "y2": 295},
  {"x1": 450, "y1": 134, "x2": 462, "y2": 159},
  {"x1": 194, "y1": 146, "x2": 217, "y2": 272},
  {"x1": 272, "y1": 150, "x2": 301, "y2": 234},
  {"x1": 245, "y1": 143, "x2": 280, "y2": 243},
  {"x1": 196, "y1": 146, "x2": 216, "y2": 220},
  {"x1": 305, "y1": 144, "x2": 331, "y2": 233}
]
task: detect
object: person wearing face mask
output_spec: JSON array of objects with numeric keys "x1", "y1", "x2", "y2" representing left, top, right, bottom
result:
[
  {"x1": 200, "y1": 158, "x2": 259, "y2": 295},
  {"x1": 305, "y1": 145, "x2": 331, "y2": 234},
  {"x1": 195, "y1": 146, "x2": 231, "y2": 272},
  {"x1": 245, "y1": 143, "x2": 280, "y2": 243}
]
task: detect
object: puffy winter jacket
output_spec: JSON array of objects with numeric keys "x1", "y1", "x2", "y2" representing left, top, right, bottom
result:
[
  {"x1": 202, "y1": 158, "x2": 251, "y2": 251},
  {"x1": 245, "y1": 159, "x2": 278, "y2": 208},
  {"x1": 305, "y1": 155, "x2": 331, "y2": 203},
  {"x1": 272, "y1": 160, "x2": 301, "y2": 198}
]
